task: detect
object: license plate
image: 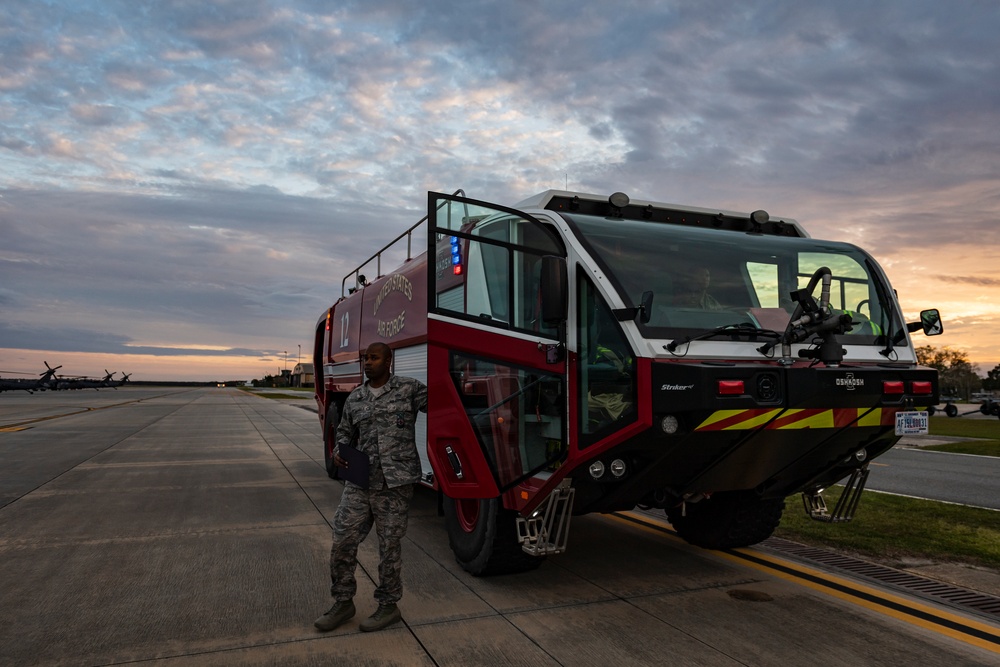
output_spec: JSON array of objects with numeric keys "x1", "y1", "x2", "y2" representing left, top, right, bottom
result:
[{"x1": 895, "y1": 410, "x2": 929, "y2": 435}]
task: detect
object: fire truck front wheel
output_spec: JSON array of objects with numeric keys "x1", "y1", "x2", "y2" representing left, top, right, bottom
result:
[
  {"x1": 666, "y1": 491, "x2": 784, "y2": 549},
  {"x1": 443, "y1": 496, "x2": 543, "y2": 576},
  {"x1": 323, "y1": 404, "x2": 339, "y2": 479}
]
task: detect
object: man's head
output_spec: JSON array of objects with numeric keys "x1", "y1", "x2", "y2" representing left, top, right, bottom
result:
[
  {"x1": 363, "y1": 342, "x2": 392, "y2": 386},
  {"x1": 675, "y1": 266, "x2": 711, "y2": 305}
]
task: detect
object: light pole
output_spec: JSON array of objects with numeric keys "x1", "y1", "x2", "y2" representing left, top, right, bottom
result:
[
  {"x1": 298, "y1": 344, "x2": 301, "y2": 363},
  {"x1": 283, "y1": 351, "x2": 288, "y2": 372}
]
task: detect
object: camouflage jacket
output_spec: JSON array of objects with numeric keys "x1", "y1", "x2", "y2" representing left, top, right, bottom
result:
[{"x1": 336, "y1": 374, "x2": 428, "y2": 489}]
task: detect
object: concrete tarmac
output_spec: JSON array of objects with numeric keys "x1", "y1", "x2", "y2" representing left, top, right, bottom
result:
[{"x1": 0, "y1": 387, "x2": 997, "y2": 666}]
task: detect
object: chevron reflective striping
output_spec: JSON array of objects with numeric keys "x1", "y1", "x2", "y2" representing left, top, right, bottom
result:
[
  {"x1": 773, "y1": 408, "x2": 834, "y2": 429},
  {"x1": 696, "y1": 407, "x2": 898, "y2": 431},
  {"x1": 695, "y1": 408, "x2": 781, "y2": 430}
]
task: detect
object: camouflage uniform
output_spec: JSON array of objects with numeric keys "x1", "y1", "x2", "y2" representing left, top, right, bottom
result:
[{"x1": 329, "y1": 374, "x2": 427, "y2": 605}]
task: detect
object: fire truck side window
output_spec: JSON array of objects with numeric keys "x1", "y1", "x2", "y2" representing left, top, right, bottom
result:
[
  {"x1": 433, "y1": 210, "x2": 563, "y2": 338},
  {"x1": 577, "y1": 274, "x2": 636, "y2": 446},
  {"x1": 449, "y1": 353, "x2": 566, "y2": 488}
]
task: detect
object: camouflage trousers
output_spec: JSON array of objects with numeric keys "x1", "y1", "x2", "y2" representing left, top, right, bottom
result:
[{"x1": 329, "y1": 482, "x2": 414, "y2": 605}]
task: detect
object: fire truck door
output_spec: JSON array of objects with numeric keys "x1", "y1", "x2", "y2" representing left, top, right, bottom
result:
[{"x1": 426, "y1": 192, "x2": 568, "y2": 499}]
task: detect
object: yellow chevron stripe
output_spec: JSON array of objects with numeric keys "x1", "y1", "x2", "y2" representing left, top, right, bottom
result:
[
  {"x1": 696, "y1": 409, "x2": 747, "y2": 429},
  {"x1": 775, "y1": 409, "x2": 834, "y2": 429},
  {"x1": 857, "y1": 407, "x2": 882, "y2": 427},
  {"x1": 732, "y1": 408, "x2": 783, "y2": 429}
]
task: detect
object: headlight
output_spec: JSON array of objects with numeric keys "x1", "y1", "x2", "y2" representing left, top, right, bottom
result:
[
  {"x1": 661, "y1": 415, "x2": 679, "y2": 434},
  {"x1": 589, "y1": 461, "x2": 605, "y2": 479}
]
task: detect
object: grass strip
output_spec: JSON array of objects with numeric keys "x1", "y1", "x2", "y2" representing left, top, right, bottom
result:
[
  {"x1": 775, "y1": 487, "x2": 1000, "y2": 571},
  {"x1": 924, "y1": 416, "x2": 1000, "y2": 456},
  {"x1": 930, "y1": 416, "x2": 1000, "y2": 439}
]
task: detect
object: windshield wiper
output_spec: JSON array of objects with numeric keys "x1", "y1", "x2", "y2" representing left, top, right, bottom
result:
[{"x1": 665, "y1": 322, "x2": 782, "y2": 353}]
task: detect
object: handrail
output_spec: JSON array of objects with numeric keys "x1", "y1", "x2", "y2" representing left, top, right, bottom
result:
[{"x1": 340, "y1": 189, "x2": 466, "y2": 298}]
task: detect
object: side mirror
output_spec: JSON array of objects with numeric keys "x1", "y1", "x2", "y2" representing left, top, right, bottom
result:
[
  {"x1": 907, "y1": 308, "x2": 943, "y2": 336},
  {"x1": 639, "y1": 290, "x2": 654, "y2": 324},
  {"x1": 920, "y1": 308, "x2": 943, "y2": 336},
  {"x1": 540, "y1": 255, "x2": 568, "y2": 327}
]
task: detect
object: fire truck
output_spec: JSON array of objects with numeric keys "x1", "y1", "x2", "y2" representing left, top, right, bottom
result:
[{"x1": 313, "y1": 190, "x2": 942, "y2": 575}]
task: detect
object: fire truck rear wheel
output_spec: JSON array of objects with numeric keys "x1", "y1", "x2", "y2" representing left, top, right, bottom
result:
[
  {"x1": 666, "y1": 491, "x2": 784, "y2": 549},
  {"x1": 323, "y1": 404, "x2": 339, "y2": 479},
  {"x1": 443, "y1": 496, "x2": 544, "y2": 576}
]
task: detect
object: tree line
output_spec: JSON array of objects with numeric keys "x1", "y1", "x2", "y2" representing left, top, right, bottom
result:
[{"x1": 915, "y1": 346, "x2": 999, "y2": 399}]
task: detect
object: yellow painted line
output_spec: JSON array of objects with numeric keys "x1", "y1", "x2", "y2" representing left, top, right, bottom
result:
[
  {"x1": 0, "y1": 398, "x2": 144, "y2": 430},
  {"x1": 720, "y1": 548, "x2": 1000, "y2": 655},
  {"x1": 607, "y1": 511, "x2": 1000, "y2": 655},
  {"x1": 0, "y1": 426, "x2": 29, "y2": 432}
]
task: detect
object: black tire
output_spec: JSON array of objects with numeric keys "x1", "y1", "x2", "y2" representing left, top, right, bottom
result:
[
  {"x1": 443, "y1": 495, "x2": 544, "y2": 576},
  {"x1": 926, "y1": 406, "x2": 936, "y2": 416},
  {"x1": 323, "y1": 403, "x2": 339, "y2": 479},
  {"x1": 666, "y1": 491, "x2": 785, "y2": 549},
  {"x1": 946, "y1": 403, "x2": 959, "y2": 418}
]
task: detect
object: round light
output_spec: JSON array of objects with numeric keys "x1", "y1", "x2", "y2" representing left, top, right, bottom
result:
[
  {"x1": 610, "y1": 459, "x2": 626, "y2": 478},
  {"x1": 609, "y1": 192, "x2": 630, "y2": 208},
  {"x1": 588, "y1": 461, "x2": 605, "y2": 479},
  {"x1": 750, "y1": 210, "x2": 769, "y2": 224},
  {"x1": 855, "y1": 448, "x2": 867, "y2": 462},
  {"x1": 660, "y1": 415, "x2": 679, "y2": 434}
]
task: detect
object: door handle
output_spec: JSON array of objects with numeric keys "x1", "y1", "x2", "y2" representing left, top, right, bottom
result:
[{"x1": 444, "y1": 445, "x2": 464, "y2": 480}]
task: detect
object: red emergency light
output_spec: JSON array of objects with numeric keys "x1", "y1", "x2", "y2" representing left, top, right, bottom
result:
[
  {"x1": 882, "y1": 381, "x2": 904, "y2": 395},
  {"x1": 717, "y1": 380, "x2": 744, "y2": 396}
]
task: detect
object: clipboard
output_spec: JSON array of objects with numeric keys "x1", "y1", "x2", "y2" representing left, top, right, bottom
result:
[{"x1": 334, "y1": 443, "x2": 371, "y2": 489}]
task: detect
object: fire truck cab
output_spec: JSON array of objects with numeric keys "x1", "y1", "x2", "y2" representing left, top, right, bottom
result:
[{"x1": 314, "y1": 190, "x2": 942, "y2": 575}]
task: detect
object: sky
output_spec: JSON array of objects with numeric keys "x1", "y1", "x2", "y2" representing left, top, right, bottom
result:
[{"x1": 2, "y1": 0, "x2": 999, "y2": 382}]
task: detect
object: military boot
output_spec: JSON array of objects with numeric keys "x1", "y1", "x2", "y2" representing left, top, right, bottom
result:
[
  {"x1": 314, "y1": 599, "x2": 355, "y2": 632},
  {"x1": 359, "y1": 603, "x2": 401, "y2": 632}
]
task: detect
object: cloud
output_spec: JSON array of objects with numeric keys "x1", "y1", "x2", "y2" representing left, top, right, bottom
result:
[
  {"x1": 935, "y1": 275, "x2": 1000, "y2": 287},
  {"x1": 1, "y1": 0, "x2": 999, "y2": 377}
]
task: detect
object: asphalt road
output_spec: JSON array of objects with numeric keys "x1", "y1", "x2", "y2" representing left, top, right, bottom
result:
[
  {"x1": 867, "y1": 446, "x2": 1000, "y2": 510},
  {"x1": 1, "y1": 387, "x2": 998, "y2": 665}
]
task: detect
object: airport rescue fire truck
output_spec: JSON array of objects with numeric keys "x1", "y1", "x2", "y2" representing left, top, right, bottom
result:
[{"x1": 313, "y1": 190, "x2": 942, "y2": 575}]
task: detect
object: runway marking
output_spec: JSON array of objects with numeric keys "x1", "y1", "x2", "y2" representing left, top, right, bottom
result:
[
  {"x1": 609, "y1": 511, "x2": 1000, "y2": 655},
  {"x1": 0, "y1": 390, "x2": 194, "y2": 430}
]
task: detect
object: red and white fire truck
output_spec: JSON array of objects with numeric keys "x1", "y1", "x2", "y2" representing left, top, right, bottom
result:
[{"x1": 313, "y1": 190, "x2": 942, "y2": 575}]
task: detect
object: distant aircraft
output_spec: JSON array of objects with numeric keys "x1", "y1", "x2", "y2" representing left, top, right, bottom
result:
[
  {"x1": 0, "y1": 363, "x2": 132, "y2": 393},
  {"x1": 0, "y1": 374, "x2": 36, "y2": 393},
  {"x1": 57, "y1": 370, "x2": 118, "y2": 391},
  {"x1": 0, "y1": 362, "x2": 62, "y2": 393}
]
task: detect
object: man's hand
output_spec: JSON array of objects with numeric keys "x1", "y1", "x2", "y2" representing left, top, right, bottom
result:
[{"x1": 334, "y1": 453, "x2": 349, "y2": 468}]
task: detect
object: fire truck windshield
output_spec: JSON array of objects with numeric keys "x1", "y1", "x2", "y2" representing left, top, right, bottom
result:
[{"x1": 562, "y1": 214, "x2": 905, "y2": 347}]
